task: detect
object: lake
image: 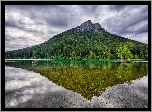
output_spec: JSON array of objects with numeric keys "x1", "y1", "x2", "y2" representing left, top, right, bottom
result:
[{"x1": 5, "y1": 59, "x2": 148, "y2": 108}]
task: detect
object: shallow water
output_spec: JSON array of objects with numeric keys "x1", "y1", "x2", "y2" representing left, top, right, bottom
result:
[{"x1": 5, "y1": 60, "x2": 148, "y2": 108}]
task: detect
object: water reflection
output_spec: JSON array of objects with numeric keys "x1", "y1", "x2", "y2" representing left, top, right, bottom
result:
[
  {"x1": 5, "y1": 60, "x2": 148, "y2": 100},
  {"x1": 5, "y1": 66, "x2": 90, "y2": 108},
  {"x1": 91, "y1": 75, "x2": 148, "y2": 108},
  {"x1": 32, "y1": 61, "x2": 38, "y2": 66}
]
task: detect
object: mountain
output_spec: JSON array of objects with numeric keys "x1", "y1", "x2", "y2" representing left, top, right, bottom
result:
[
  {"x1": 5, "y1": 20, "x2": 148, "y2": 60},
  {"x1": 77, "y1": 20, "x2": 104, "y2": 32}
]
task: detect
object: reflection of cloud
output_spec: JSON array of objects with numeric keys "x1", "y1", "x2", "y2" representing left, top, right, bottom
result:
[
  {"x1": 5, "y1": 66, "x2": 66, "y2": 107},
  {"x1": 5, "y1": 66, "x2": 91, "y2": 108},
  {"x1": 91, "y1": 75, "x2": 148, "y2": 108}
]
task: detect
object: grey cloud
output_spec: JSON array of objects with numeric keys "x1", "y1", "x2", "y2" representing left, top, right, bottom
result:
[
  {"x1": 5, "y1": 21, "x2": 19, "y2": 28},
  {"x1": 128, "y1": 22, "x2": 148, "y2": 34},
  {"x1": 5, "y1": 5, "x2": 80, "y2": 30},
  {"x1": 45, "y1": 17, "x2": 69, "y2": 28},
  {"x1": 5, "y1": 44, "x2": 21, "y2": 51},
  {"x1": 106, "y1": 17, "x2": 147, "y2": 33},
  {"x1": 5, "y1": 36, "x2": 11, "y2": 42},
  {"x1": 80, "y1": 5, "x2": 99, "y2": 13},
  {"x1": 46, "y1": 30, "x2": 58, "y2": 34},
  {"x1": 22, "y1": 5, "x2": 72, "y2": 30},
  {"x1": 5, "y1": 35, "x2": 35, "y2": 46},
  {"x1": 5, "y1": 5, "x2": 56, "y2": 14},
  {"x1": 5, "y1": 20, "x2": 45, "y2": 36},
  {"x1": 116, "y1": 17, "x2": 148, "y2": 35},
  {"x1": 108, "y1": 5, "x2": 127, "y2": 12},
  {"x1": 5, "y1": 34, "x2": 18, "y2": 41},
  {"x1": 102, "y1": 5, "x2": 148, "y2": 35},
  {"x1": 5, "y1": 20, "x2": 27, "y2": 31}
]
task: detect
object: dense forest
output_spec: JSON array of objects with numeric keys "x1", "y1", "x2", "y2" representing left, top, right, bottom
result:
[{"x1": 5, "y1": 21, "x2": 148, "y2": 60}]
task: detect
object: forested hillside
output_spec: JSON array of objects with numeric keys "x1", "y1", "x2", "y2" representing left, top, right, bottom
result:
[{"x1": 5, "y1": 20, "x2": 148, "y2": 60}]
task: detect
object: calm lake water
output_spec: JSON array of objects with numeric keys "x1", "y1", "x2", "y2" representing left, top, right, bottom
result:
[{"x1": 5, "y1": 60, "x2": 148, "y2": 108}]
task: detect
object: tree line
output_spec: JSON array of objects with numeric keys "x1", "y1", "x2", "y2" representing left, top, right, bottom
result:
[{"x1": 5, "y1": 28, "x2": 148, "y2": 60}]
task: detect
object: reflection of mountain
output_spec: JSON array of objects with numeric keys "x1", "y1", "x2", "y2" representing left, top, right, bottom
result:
[{"x1": 5, "y1": 60, "x2": 148, "y2": 100}]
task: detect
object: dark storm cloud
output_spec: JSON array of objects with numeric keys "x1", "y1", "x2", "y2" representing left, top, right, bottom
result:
[
  {"x1": 45, "y1": 16, "x2": 69, "y2": 28},
  {"x1": 5, "y1": 5, "x2": 78, "y2": 30},
  {"x1": 5, "y1": 20, "x2": 18, "y2": 28},
  {"x1": 113, "y1": 19, "x2": 148, "y2": 35},
  {"x1": 103, "y1": 5, "x2": 148, "y2": 35},
  {"x1": 108, "y1": 5, "x2": 127, "y2": 12},
  {"x1": 17, "y1": 5, "x2": 71, "y2": 30}
]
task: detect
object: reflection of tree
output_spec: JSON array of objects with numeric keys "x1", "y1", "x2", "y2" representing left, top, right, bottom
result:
[
  {"x1": 116, "y1": 63, "x2": 148, "y2": 84},
  {"x1": 5, "y1": 60, "x2": 148, "y2": 100},
  {"x1": 116, "y1": 63, "x2": 132, "y2": 84}
]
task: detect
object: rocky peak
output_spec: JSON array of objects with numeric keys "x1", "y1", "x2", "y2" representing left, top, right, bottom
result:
[
  {"x1": 77, "y1": 20, "x2": 103, "y2": 32},
  {"x1": 94, "y1": 23, "x2": 102, "y2": 29}
]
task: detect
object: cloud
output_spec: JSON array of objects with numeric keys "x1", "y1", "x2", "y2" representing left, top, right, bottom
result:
[
  {"x1": 101, "y1": 5, "x2": 148, "y2": 33},
  {"x1": 97, "y1": 5, "x2": 148, "y2": 45},
  {"x1": 120, "y1": 32, "x2": 148, "y2": 44},
  {"x1": 127, "y1": 19, "x2": 148, "y2": 33},
  {"x1": 5, "y1": 5, "x2": 148, "y2": 51},
  {"x1": 108, "y1": 5, "x2": 127, "y2": 12}
]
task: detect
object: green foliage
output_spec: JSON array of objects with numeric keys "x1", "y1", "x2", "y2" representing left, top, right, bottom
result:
[
  {"x1": 5, "y1": 28, "x2": 148, "y2": 60},
  {"x1": 134, "y1": 55, "x2": 139, "y2": 59},
  {"x1": 116, "y1": 42, "x2": 134, "y2": 62},
  {"x1": 88, "y1": 51, "x2": 96, "y2": 60}
]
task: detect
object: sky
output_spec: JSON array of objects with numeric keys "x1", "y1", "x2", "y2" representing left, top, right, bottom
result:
[{"x1": 5, "y1": 5, "x2": 148, "y2": 51}]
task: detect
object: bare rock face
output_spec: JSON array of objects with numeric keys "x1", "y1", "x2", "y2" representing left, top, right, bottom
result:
[
  {"x1": 77, "y1": 20, "x2": 103, "y2": 32},
  {"x1": 94, "y1": 23, "x2": 102, "y2": 29}
]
